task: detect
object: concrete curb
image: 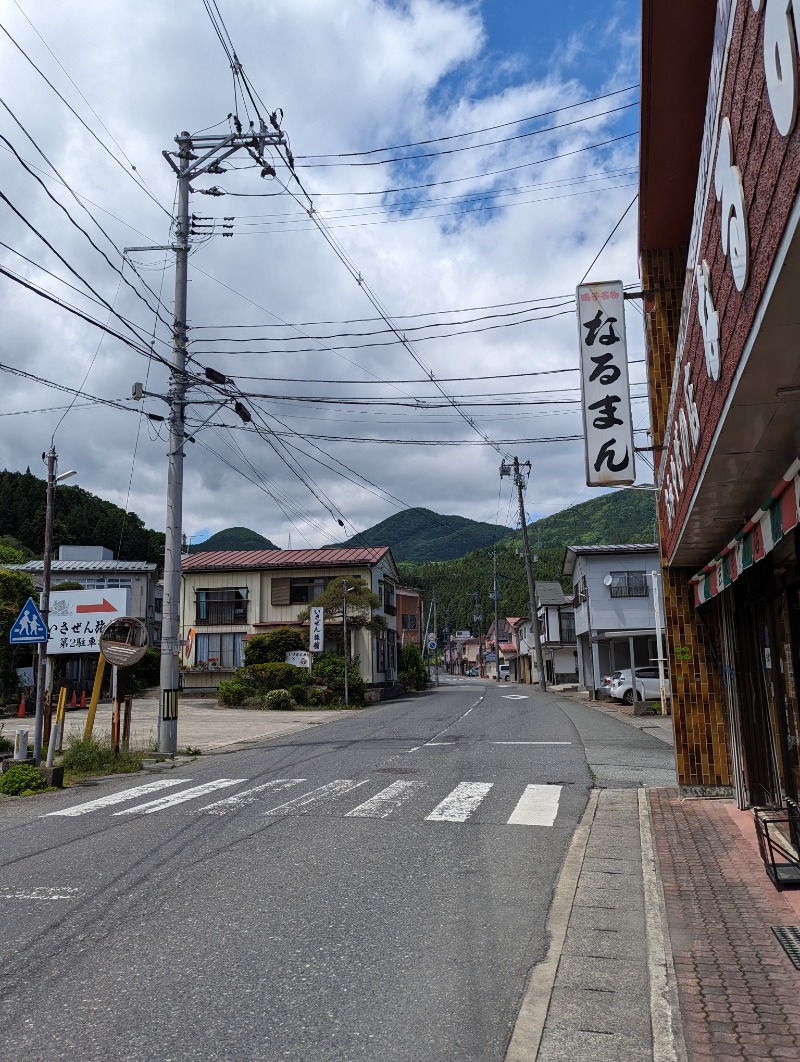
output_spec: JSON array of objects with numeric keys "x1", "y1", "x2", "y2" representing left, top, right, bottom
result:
[
  {"x1": 505, "y1": 788, "x2": 599, "y2": 1062},
  {"x1": 640, "y1": 789, "x2": 688, "y2": 1062}
]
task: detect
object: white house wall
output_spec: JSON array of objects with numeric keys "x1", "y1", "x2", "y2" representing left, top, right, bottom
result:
[{"x1": 573, "y1": 553, "x2": 663, "y2": 635}]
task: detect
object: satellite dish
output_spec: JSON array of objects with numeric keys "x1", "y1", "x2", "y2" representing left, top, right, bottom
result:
[{"x1": 603, "y1": 574, "x2": 613, "y2": 587}]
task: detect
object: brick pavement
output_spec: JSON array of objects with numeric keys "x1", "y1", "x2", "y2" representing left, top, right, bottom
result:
[{"x1": 650, "y1": 790, "x2": 800, "y2": 1060}]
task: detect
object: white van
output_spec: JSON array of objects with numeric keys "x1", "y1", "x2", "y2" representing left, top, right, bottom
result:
[{"x1": 499, "y1": 663, "x2": 511, "y2": 681}]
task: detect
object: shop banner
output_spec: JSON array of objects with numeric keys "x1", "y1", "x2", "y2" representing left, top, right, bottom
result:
[{"x1": 576, "y1": 280, "x2": 636, "y2": 487}]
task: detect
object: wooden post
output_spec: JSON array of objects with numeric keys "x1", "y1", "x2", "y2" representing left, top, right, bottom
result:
[
  {"x1": 122, "y1": 696, "x2": 132, "y2": 751},
  {"x1": 83, "y1": 656, "x2": 106, "y2": 742}
]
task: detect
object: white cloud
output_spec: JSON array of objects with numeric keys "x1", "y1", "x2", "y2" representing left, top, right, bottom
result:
[{"x1": 0, "y1": 0, "x2": 644, "y2": 550}]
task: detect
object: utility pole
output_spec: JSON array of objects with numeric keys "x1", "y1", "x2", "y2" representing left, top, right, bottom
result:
[
  {"x1": 501, "y1": 457, "x2": 547, "y2": 691},
  {"x1": 156, "y1": 120, "x2": 289, "y2": 753},
  {"x1": 491, "y1": 549, "x2": 501, "y2": 681},
  {"x1": 432, "y1": 590, "x2": 439, "y2": 687},
  {"x1": 342, "y1": 580, "x2": 350, "y2": 708},
  {"x1": 33, "y1": 448, "x2": 55, "y2": 766}
]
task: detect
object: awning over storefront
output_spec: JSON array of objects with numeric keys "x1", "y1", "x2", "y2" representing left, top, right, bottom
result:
[{"x1": 690, "y1": 457, "x2": 800, "y2": 606}]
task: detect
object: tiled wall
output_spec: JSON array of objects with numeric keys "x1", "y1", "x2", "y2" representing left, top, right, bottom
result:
[{"x1": 643, "y1": 247, "x2": 732, "y2": 793}]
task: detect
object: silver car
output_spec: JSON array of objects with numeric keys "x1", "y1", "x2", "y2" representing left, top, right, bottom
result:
[{"x1": 609, "y1": 666, "x2": 671, "y2": 705}]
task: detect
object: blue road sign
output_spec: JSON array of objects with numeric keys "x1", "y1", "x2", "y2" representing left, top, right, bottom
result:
[
  {"x1": 9, "y1": 597, "x2": 48, "y2": 644},
  {"x1": 428, "y1": 638, "x2": 437, "y2": 651}
]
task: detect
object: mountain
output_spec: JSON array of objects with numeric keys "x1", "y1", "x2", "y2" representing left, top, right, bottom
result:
[
  {"x1": 398, "y1": 489, "x2": 657, "y2": 632},
  {"x1": 189, "y1": 527, "x2": 279, "y2": 553},
  {"x1": 0, "y1": 469, "x2": 164, "y2": 565},
  {"x1": 341, "y1": 507, "x2": 511, "y2": 563}
]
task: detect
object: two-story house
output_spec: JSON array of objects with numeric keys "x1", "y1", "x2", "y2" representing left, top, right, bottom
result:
[
  {"x1": 396, "y1": 585, "x2": 424, "y2": 650},
  {"x1": 562, "y1": 544, "x2": 664, "y2": 694},
  {"x1": 180, "y1": 546, "x2": 400, "y2": 689},
  {"x1": 534, "y1": 582, "x2": 578, "y2": 685}
]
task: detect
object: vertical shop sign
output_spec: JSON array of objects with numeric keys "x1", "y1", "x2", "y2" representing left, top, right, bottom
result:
[
  {"x1": 310, "y1": 606, "x2": 324, "y2": 653},
  {"x1": 576, "y1": 280, "x2": 636, "y2": 486}
]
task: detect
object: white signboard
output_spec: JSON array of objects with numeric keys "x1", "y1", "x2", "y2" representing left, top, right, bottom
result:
[
  {"x1": 309, "y1": 606, "x2": 324, "y2": 653},
  {"x1": 285, "y1": 651, "x2": 311, "y2": 669},
  {"x1": 44, "y1": 588, "x2": 129, "y2": 655},
  {"x1": 576, "y1": 280, "x2": 636, "y2": 487},
  {"x1": 16, "y1": 666, "x2": 35, "y2": 688}
]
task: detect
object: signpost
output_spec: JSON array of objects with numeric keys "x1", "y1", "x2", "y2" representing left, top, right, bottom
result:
[
  {"x1": 310, "y1": 606, "x2": 324, "y2": 653},
  {"x1": 45, "y1": 588, "x2": 128, "y2": 655},
  {"x1": 9, "y1": 598, "x2": 48, "y2": 645}
]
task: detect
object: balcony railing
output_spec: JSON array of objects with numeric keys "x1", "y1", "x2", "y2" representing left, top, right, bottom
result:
[
  {"x1": 384, "y1": 603, "x2": 397, "y2": 616},
  {"x1": 195, "y1": 603, "x2": 248, "y2": 626}
]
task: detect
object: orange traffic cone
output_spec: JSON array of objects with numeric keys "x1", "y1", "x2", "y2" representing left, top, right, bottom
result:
[
  {"x1": 70, "y1": 690, "x2": 77, "y2": 708},
  {"x1": 80, "y1": 689, "x2": 87, "y2": 709},
  {"x1": 17, "y1": 694, "x2": 25, "y2": 718}
]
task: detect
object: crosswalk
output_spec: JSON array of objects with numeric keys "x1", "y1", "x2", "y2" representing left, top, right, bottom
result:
[{"x1": 45, "y1": 776, "x2": 564, "y2": 826}]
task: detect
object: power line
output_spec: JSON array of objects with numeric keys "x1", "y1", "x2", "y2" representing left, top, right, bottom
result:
[
  {"x1": 296, "y1": 85, "x2": 639, "y2": 159},
  {"x1": 579, "y1": 192, "x2": 639, "y2": 284}
]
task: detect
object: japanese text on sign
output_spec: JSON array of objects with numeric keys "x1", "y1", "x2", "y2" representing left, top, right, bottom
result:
[
  {"x1": 576, "y1": 280, "x2": 636, "y2": 487},
  {"x1": 310, "y1": 606, "x2": 324, "y2": 653}
]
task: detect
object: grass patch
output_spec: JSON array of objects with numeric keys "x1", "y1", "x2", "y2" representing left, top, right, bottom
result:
[
  {"x1": 0, "y1": 762, "x2": 48, "y2": 796},
  {"x1": 61, "y1": 734, "x2": 145, "y2": 781}
]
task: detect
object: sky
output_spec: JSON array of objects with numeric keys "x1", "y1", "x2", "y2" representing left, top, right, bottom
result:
[{"x1": 0, "y1": 0, "x2": 647, "y2": 550}]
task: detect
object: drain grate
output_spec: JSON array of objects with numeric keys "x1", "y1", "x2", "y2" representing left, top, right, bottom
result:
[{"x1": 772, "y1": 927, "x2": 800, "y2": 969}]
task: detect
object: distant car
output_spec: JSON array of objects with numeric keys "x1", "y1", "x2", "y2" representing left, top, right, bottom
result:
[
  {"x1": 466, "y1": 666, "x2": 480, "y2": 677},
  {"x1": 498, "y1": 663, "x2": 511, "y2": 681},
  {"x1": 609, "y1": 667, "x2": 671, "y2": 705}
]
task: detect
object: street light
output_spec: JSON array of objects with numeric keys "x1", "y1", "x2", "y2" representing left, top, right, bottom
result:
[{"x1": 33, "y1": 448, "x2": 77, "y2": 765}]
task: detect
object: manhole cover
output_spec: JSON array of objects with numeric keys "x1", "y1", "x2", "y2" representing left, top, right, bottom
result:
[{"x1": 772, "y1": 927, "x2": 800, "y2": 969}]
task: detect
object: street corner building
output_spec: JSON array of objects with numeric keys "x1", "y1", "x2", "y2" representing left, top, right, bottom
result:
[
  {"x1": 178, "y1": 546, "x2": 401, "y2": 691},
  {"x1": 640, "y1": 0, "x2": 800, "y2": 805}
]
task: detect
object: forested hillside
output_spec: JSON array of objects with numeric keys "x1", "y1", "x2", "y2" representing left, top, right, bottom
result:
[
  {"x1": 189, "y1": 527, "x2": 278, "y2": 552},
  {"x1": 341, "y1": 507, "x2": 510, "y2": 562},
  {"x1": 0, "y1": 469, "x2": 164, "y2": 565},
  {"x1": 398, "y1": 489, "x2": 657, "y2": 633}
]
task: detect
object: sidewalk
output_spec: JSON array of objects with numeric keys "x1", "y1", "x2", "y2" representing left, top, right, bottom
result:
[{"x1": 650, "y1": 791, "x2": 800, "y2": 1060}]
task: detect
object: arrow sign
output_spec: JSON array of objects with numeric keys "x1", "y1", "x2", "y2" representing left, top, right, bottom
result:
[
  {"x1": 9, "y1": 597, "x2": 48, "y2": 644},
  {"x1": 75, "y1": 598, "x2": 118, "y2": 614}
]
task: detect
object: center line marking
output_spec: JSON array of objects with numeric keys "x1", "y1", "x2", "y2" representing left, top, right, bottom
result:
[
  {"x1": 492, "y1": 741, "x2": 572, "y2": 745},
  {"x1": 425, "y1": 741, "x2": 455, "y2": 746}
]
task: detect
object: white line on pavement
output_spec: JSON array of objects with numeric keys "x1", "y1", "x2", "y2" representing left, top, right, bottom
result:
[
  {"x1": 346, "y1": 780, "x2": 426, "y2": 818},
  {"x1": 507, "y1": 784, "x2": 562, "y2": 826},
  {"x1": 426, "y1": 782, "x2": 494, "y2": 823},
  {"x1": 425, "y1": 741, "x2": 455, "y2": 746},
  {"x1": 263, "y1": 779, "x2": 368, "y2": 815},
  {"x1": 114, "y1": 779, "x2": 243, "y2": 815},
  {"x1": 492, "y1": 741, "x2": 572, "y2": 745},
  {"x1": 0, "y1": 886, "x2": 77, "y2": 900},
  {"x1": 201, "y1": 778, "x2": 306, "y2": 815},
  {"x1": 45, "y1": 778, "x2": 187, "y2": 817}
]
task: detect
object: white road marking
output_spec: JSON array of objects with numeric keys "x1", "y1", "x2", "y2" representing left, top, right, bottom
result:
[
  {"x1": 425, "y1": 741, "x2": 455, "y2": 746},
  {"x1": 502, "y1": 695, "x2": 529, "y2": 700},
  {"x1": 200, "y1": 778, "x2": 306, "y2": 815},
  {"x1": 114, "y1": 779, "x2": 243, "y2": 815},
  {"x1": 346, "y1": 780, "x2": 426, "y2": 818},
  {"x1": 263, "y1": 779, "x2": 367, "y2": 815},
  {"x1": 0, "y1": 886, "x2": 77, "y2": 900},
  {"x1": 45, "y1": 778, "x2": 187, "y2": 817},
  {"x1": 492, "y1": 741, "x2": 572, "y2": 745},
  {"x1": 405, "y1": 746, "x2": 422, "y2": 753},
  {"x1": 426, "y1": 782, "x2": 494, "y2": 822},
  {"x1": 507, "y1": 784, "x2": 563, "y2": 826}
]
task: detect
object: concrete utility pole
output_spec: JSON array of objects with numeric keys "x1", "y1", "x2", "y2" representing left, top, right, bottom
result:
[
  {"x1": 157, "y1": 121, "x2": 288, "y2": 753},
  {"x1": 501, "y1": 457, "x2": 547, "y2": 691},
  {"x1": 432, "y1": 590, "x2": 439, "y2": 687},
  {"x1": 491, "y1": 550, "x2": 501, "y2": 681},
  {"x1": 342, "y1": 580, "x2": 350, "y2": 708}
]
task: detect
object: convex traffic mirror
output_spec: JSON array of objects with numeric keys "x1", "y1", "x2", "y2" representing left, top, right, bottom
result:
[{"x1": 99, "y1": 616, "x2": 149, "y2": 667}]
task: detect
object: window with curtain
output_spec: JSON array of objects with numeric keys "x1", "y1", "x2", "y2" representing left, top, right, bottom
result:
[{"x1": 194, "y1": 632, "x2": 245, "y2": 668}]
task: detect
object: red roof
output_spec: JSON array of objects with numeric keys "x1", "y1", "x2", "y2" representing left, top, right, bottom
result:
[
  {"x1": 181, "y1": 546, "x2": 391, "y2": 572},
  {"x1": 499, "y1": 642, "x2": 516, "y2": 653}
]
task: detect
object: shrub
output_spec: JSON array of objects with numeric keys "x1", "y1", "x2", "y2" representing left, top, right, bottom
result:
[
  {"x1": 263, "y1": 688, "x2": 293, "y2": 711},
  {"x1": 311, "y1": 653, "x2": 365, "y2": 702},
  {"x1": 60, "y1": 735, "x2": 143, "y2": 776},
  {"x1": 218, "y1": 678, "x2": 248, "y2": 706},
  {"x1": 243, "y1": 628, "x2": 306, "y2": 666},
  {"x1": 305, "y1": 686, "x2": 333, "y2": 707},
  {"x1": 0, "y1": 762, "x2": 48, "y2": 796},
  {"x1": 398, "y1": 643, "x2": 427, "y2": 690},
  {"x1": 289, "y1": 684, "x2": 307, "y2": 706},
  {"x1": 240, "y1": 662, "x2": 309, "y2": 692}
]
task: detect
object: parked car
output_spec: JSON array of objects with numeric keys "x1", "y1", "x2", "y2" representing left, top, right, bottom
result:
[
  {"x1": 466, "y1": 666, "x2": 480, "y2": 677},
  {"x1": 609, "y1": 667, "x2": 671, "y2": 705},
  {"x1": 499, "y1": 663, "x2": 511, "y2": 681},
  {"x1": 599, "y1": 671, "x2": 623, "y2": 690}
]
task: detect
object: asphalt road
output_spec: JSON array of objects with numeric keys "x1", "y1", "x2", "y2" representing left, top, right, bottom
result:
[{"x1": 0, "y1": 681, "x2": 675, "y2": 1061}]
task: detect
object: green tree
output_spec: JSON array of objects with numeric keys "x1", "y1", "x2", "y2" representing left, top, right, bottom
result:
[
  {"x1": 243, "y1": 626, "x2": 306, "y2": 665},
  {"x1": 0, "y1": 567, "x2": 36, "y2": 695},
  {"x1": 398, "y1": 642, "x2": 427, "y2": 690},
  {"x1": 296, "y1": 576, "x2": 385, "y2": 638}
]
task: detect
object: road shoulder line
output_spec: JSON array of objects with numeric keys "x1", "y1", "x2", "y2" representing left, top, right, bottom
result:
[{"x1": 504, "y1": 788, "x2": 599, "y2": 1062}]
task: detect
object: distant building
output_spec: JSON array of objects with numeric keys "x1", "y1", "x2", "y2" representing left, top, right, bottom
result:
[
  {"x1": 535, "y1": 582, "x2": 578, "y2": 685},
  {"x1": 562, "y1": 545, "x2": 664, "y2": 693},
  {"x1": 397, "y1": 585, "x2": 423, "y2": 650}
]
